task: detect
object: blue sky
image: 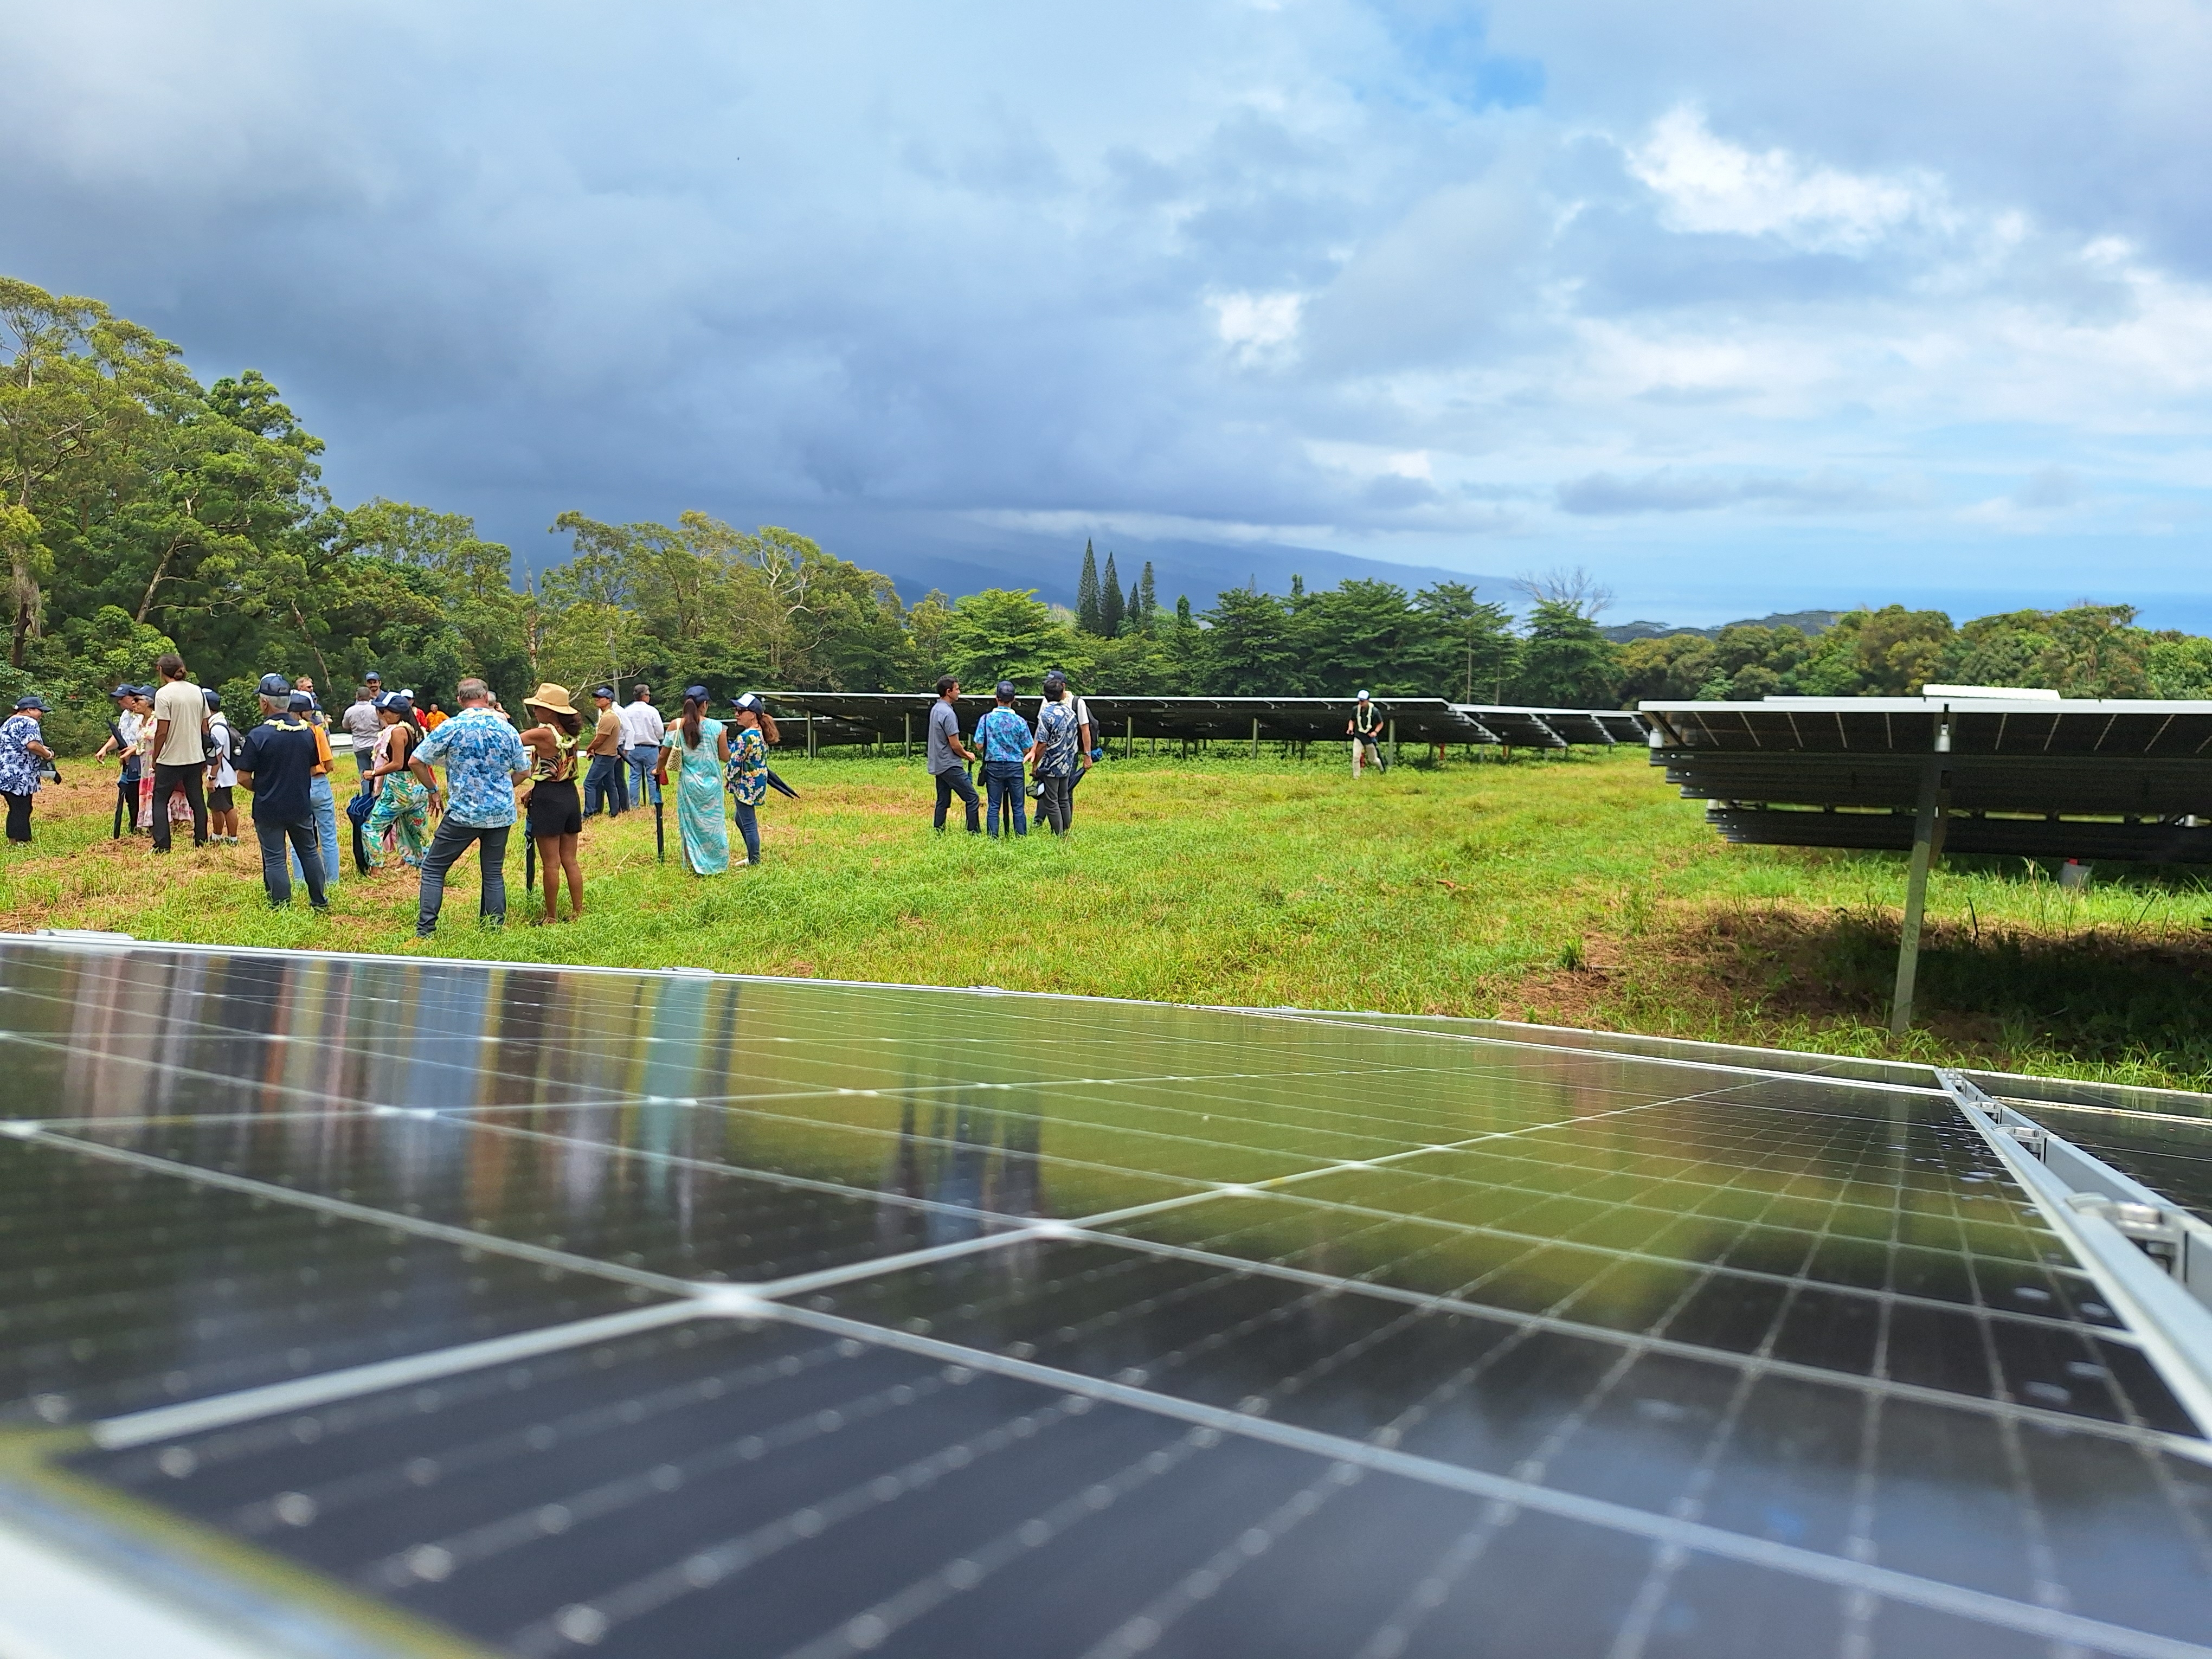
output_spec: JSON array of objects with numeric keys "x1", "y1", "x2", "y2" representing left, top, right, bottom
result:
[{"x1": 6, "y1": 0, "x2": 2210, "y2": 627}]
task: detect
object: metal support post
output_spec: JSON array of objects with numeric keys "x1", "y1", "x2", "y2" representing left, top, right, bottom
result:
[
  {"x1": 903, "y1": 712, "x2": 911, "y2": 761},
  {"x1": 1126, "y1": 715, "x2": 1134, "y2": 760},
  {"x1": 1251, "y1": 717, "x2": 1259, "y2": 758},
  {"x1": 1387, "y1": 718, "x2": 1398, "y2": 767},
  {"x1": 806, "y1": 713, "x2": 816, "y2": 760},
  {"x1": 1889, "y1": 721, "x2": 1952, "y2": 1036}
]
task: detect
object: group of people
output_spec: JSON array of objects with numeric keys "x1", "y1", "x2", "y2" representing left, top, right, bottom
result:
[{"x1": 926, "y1": 668, "x2": 1094, "y2": 837}]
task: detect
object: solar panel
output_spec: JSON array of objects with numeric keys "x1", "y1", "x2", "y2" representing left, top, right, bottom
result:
[
  {"x1": 5, "y1": 938, "x2": 2211, "y2": 1659},
  {"x1": 762, "y1": 694, "x2": 1638, "y2": 751}
]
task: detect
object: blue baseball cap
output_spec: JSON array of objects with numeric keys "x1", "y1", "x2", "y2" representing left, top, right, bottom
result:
[
  {"x1": 287, "y1": 690, "x2": 314, "y2": 712},
  {"x1": 683, "y1": 685, "x2": 710, "y2": 703},
  {"x1": 257, "y1": 672, "x2": 291, "y2": 696},
  {"x1": 14, "y1": 695, "x2": 47, "y2": 712},
  {"x1": 995, "y1": 680, "x2": 1017, "y2": 698}
]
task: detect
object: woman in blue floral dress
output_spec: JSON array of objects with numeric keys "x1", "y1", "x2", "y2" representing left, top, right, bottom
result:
[{"x1": 657, "y1": 686, "x2": 730, "y2": 876}]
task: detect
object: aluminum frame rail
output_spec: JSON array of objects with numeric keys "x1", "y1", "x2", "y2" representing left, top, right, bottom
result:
[{"x1": 1944, "y1": 1069, "x2": 2212, "y2": 1432}]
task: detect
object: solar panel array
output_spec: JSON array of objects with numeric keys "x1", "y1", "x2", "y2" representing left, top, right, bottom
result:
[
  {"x1": 3, "y1": 940, "x2": 2210, "y2": 1659},
  {"x1": 1643, "y1": 695, "x2": 2212, "y2": 862},
  {"x1": 765, "y1": 693, "x2": 1643, "y2": 750}
]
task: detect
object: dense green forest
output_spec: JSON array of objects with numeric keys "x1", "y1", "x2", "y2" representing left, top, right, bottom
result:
[{"x1": 7, "y1": 274, "x2": 2210, "y2": 754}]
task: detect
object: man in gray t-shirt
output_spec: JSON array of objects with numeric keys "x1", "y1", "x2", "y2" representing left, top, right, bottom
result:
[{"x1": 927, "y1": 676, "x2": 979, "y2": 833}]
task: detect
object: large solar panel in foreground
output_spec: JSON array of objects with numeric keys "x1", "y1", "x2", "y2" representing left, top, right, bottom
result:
[{"x1": 2, "y1": 939, "x2": 2210, "y2": 1659}]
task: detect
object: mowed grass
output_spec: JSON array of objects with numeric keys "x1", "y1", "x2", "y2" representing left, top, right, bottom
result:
[{"x1": 8, "y1": 745, "x2": 2211, "y2": 1089}]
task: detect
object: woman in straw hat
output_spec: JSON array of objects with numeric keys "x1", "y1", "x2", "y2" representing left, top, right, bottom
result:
[{"x1": 518, "y1": 683, "x2": 587, "y2": 922}]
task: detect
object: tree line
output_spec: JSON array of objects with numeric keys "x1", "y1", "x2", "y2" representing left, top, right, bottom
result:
[{"x1": 7, "y1": 274, "x2": 2209, "y2": 755}]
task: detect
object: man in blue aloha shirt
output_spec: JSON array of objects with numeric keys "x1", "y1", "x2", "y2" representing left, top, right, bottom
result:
[
  {"x1": 975, "y1": 681, "x2": 1032, "y2": 838},
  {"x1": 0, "y1": 696, "x2": 56, "y2": 844},
  {"x1": 409, "y1": 676, "x2": 529, "y2": 936},
  {"x1": 1029, "y1": 683, "x2": 1083, "y2": 836}
]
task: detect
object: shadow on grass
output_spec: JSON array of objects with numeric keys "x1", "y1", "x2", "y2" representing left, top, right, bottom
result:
[{"x1": 1671, "y1": 904, "x2": 2212, "y2": 1088}]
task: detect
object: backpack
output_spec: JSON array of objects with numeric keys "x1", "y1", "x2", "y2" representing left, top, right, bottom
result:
[{"x1": 211, "y1": 716, "x2": 245, "y2": 767}]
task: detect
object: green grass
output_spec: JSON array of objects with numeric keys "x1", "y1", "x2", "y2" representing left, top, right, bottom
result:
[{"x1": 11, "y1": 745, "x2": 2211, "y2": 1089}]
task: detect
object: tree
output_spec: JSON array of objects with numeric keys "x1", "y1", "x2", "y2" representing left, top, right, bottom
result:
[
  {"x1": 1076, "y1": 541, "x2": 1101, "y2": 635},
  {"x1": 1407, "y1": 582, "x2": 1517, "y2": 703},
  {"x1": 1513, "y1": 599, "x2": 1623, "y2": 707},
  {"x1": 1798, "y1": 606, "x2": 1953, "y2": 695},
  {"x1": 1301, "y1": 578, "x2": 1424, "y2": 696},
  {"x1": 1135, "y1": 560, "x2": 1157, "y2": 631},
  {"x1": 1099, "y1": 551, "x2": 1125, "y2": 637},
  {"x1": 1200, "y1": 588, "x2": 1297, "y2": 695},
  {"x1": 942, "y1": 588, "x2": 1078, "y2": 687}
]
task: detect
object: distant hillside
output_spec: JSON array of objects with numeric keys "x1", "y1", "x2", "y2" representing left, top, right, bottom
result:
[{"x1": 1603, "y1": 609, "x2": 1841, "y2": 644}]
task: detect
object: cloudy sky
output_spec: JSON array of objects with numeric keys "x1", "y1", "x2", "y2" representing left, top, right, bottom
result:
[{"x1": 6, "y1": 0, "x2": 2210, "y2": 626}]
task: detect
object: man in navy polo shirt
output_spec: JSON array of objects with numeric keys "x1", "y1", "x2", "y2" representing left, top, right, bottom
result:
[{"x1": 234, "y1": 673, "x2": 329, "y2": 910}]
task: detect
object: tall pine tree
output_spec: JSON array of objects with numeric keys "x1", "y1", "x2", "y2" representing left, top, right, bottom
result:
[
  {"x1": 1076, "y1": 540, "x2": 1101, "y2": 634},
  {"x1": 1099, "y1": 551, "x2": 1125, "y2": 636},
  {"x1": 1136, "y1": 560, "x2": 1157, "y2": 628}
]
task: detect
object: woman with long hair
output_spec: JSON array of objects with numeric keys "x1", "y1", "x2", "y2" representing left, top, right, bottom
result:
[
  {"x1": 724, "y1": 693, "x2": 779, "y2": 865},
  {"x1": 518, "y1": 684, "x2": 587, "y2": 921},
  {"x1": 361, "y1": 693, "x2": 434, "y2": 869},
  {"x1": 656, "y1": 685, "x2": 730, "y2": 876}
]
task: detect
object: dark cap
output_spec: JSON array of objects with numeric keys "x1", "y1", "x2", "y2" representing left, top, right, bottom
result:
[
  {"x1": 731, "y1": 692, "x2": 761, "y2": 712},
  {"x1": 593, "y1": 686, "x2": 615, "y2": 699},
  {"x1": 14, "y1": 695, "x2": 47, "y2": 712},
  {"x1": 364, "y1": 670, "x2": 382, "y2": 681},
  {"x1": 202, "y1": 687, "x2": 221, "y2": 708},
  {"x1": 683, "y1": 685, "x2": 710, "y2": 703},
  {"x1": 287, "y1": 690, "x2": 315, "y2": 712},
  {"x1": 995, "y1": 680, "x2": 1017, "y2": 699},
  {"x1": 109, "y1": 683, "x2": 134, "y2": 699},
  {"x1": 257, "y1": 672, "x2": 292, "y2": 696},
  {"x1": 1043, "y1": 668, "x2": 1068, "y2": 687}
]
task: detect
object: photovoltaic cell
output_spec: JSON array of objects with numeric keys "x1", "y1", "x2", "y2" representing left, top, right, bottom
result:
[{"x1": 5, "y1": 937, "x2": 2212, "y2": 1659}]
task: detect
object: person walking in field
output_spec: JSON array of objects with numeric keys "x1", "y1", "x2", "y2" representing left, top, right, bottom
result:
[
  {"x1": 1036, "y1": 668, "x2": 1092, "y2": 828},
  {"x1": 203, "y1": 689, "x2": 241, "y2": 845},
  {"x1": 235, "y1": 674, "x2": 327, "y2": 910},
  {"x1": 1029, "y1": 679, "x2": 1083, "y2": 835},
  {"x1": 95, "y1": 684, "x2": 144, "y2": 839},
  {"x1": 1348, "y1": 691, "x2": 1387, "y2": 777},
  {"x1": 976, "y1": 681, "x2": 1032, "y2": 838},
  {"x1": 657, "y1": 686, "x2": 730, "y2": 876},
  {"x1": 147, "y1": 653, "x2": 212, "y2": 853},
  {"x1": 582, "y1": 686, "x2": 628, "y2": 819},
  {"x1": 620, "y1": 684, "x2": 664, "y2": 812},
  {"x1": 518, "y1": 684, "x2": 587, "y2": 922},
  {"x1": 0, "y1": 696, "x2": 55, "y2": 845},
  {"x1": 726, "y1": 692, "x2": 777, "y2": 865},
  {"x1": 341, "y1": 685, "x2": 383, "y2": 796},
  {"x1": 410, "y1": 676, "x2": 528, "y2": 936},
  {"x1": 928, "y1": 675, "x2": 980, "y2": 833},
  {"x1": 362, "y1": 692, "x2": 433, "y2": 868}
]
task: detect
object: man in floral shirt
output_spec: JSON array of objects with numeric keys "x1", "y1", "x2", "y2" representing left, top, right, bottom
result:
[
  {"x1": 409, "y1": 677, "x2": 528, "y2": 936},
  {"x1": 1028, "y1": 684, "x2": 1083, "y2": 837},
  {"x1": 0, "y1": 696, "x2": 56, "y2": 844}
]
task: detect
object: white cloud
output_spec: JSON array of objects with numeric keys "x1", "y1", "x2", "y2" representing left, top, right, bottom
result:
[
  {"x1": 1625, "y1": 105, "x2": 1937, "y2": 250},
  {"x1": 1210, "y1": 290, "x2": 1305, "y2": 365}
]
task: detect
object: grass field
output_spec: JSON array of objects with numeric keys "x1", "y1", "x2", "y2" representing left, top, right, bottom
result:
[{"x1": 7, "y1": 744, "x2": 2210, "y2": 1089}]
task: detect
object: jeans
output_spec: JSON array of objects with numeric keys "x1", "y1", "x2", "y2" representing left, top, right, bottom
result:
[
  {"x1": 983, "y1": 763, "x2": 1027, "y2": 837},
  {"x1": 3, "y1": 790, "x2": 30, "y2": 843},
  {"x1": 627, "y1": 744, "x2": 663, "y2": 808},
  {"x1": 150, "y1": 762, "x2": 208, "y2": 851},
  {"x1": 352, "y1": 749, "x2": 374, "y2": 795},
  {"x1": 417, "y1": 818, "x2": 511, "y2": 935},
  {"x1": 289, "y1": 774, "x2": 340, "y2": 888},
  {"x1": 1036, "y1": 773, "x2": 1073, "y2": 835},
  {"x1": 254, "y1": 816, "x2": 327, "y2": 907},
  {"x1": 733, "y1": 799, "x2": 760, "y2": 864},
  {"x1": 933, "y1": 767, "x2": 980, "y2": 832},
  {"x1": 113, "y1": 775, "x2": 136, "y2": 838},
  {"x1": 584, "y1": 753, "x2": 628, "y2": 816}
]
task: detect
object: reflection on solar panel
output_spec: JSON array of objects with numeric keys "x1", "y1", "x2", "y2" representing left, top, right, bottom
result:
[
  {"x1": 763, "y1": 693, "x2": 1643, "y2": 753},
  {"x1": 4, "y1": 938, "x2": 2211, "y2": 1659}
]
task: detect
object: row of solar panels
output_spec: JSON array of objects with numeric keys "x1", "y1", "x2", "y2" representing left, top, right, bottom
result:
[
  {"x1": 764, "y1": 692, "x2": 1650, "y2": 748},
  {"x1": 1644, "y1": 695, "x2": 2212, "y2": 863}
]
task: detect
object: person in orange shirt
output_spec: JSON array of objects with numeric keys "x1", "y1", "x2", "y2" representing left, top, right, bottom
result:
[{"x1": 421, "y1": 702, "x2": 448, "y2": 731}]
